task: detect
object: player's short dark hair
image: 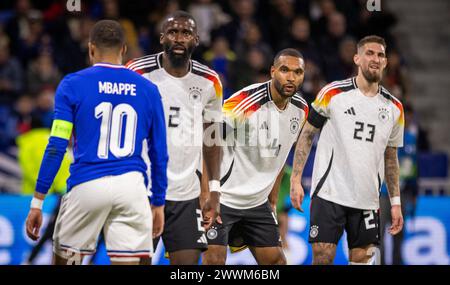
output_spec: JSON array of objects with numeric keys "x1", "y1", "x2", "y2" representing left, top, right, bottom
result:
[
  {"x1": 162, "y1": 10, "x2": 197, "y2": 32},
  {"x1": 357, "y1": 35, "x2": 387, "y2": 50},
  {"x1": 89, "y1": 20, "x2": 125, "y2": 50},
  {"x1": 273, "y1": 48, "x2": 304, "y2": 65}
]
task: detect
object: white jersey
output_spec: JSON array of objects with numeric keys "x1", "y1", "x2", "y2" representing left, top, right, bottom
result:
[
  {"x1": 308, "y1": 77, "x2": 404, "y2": 210},
  {"x1": 126, "y1": 52, "x2": 223, "y2": 201},
  {"x1": 221, "y1": 81, "x2": 309, "y2": 209}
]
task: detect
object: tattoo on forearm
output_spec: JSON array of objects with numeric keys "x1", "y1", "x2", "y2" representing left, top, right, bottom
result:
[
  {"x1": 292, "y1": 123, "x2": 318, "y2": 180},
  {"x1": 385, "y1": 147, "x2": 400, "y2": 198}
]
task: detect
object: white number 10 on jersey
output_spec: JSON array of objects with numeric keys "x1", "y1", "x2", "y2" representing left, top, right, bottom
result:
[{"x1": 95, "y1": 102, "x2": 137, "y2": 159}]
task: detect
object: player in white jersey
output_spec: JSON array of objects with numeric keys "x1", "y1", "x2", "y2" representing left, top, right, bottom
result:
[
  {"x1": 202, "y1": 49, "x2": 308, "y2": 265},
  {"x1": 126, "y1": 11, "x2": 222, "y2": 265},
  {"x1": 290, "y1": 35, "x2": 404, "y2": 265}
]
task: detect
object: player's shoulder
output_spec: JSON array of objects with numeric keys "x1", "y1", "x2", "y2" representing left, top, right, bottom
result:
[
  {"x1": 291, "y1": 92, "x2": 309, "y2": 114},
  {"x1": 191, "y1": 60, "x2": 221, "y2": 83},
  {"x1": 224, "y1": 81, "x2": 271, "y2": 117},
  {"x1": 57, "y1": 68, "x2": 90, "y2": 89},
  {"x1": 125, "y1": 52, "x2": 162, "y2": 74},
  {"x1": 316, "y1": 77, "x2": 356, "y2": 101},
  {"x1": 380, "y1": 85, "x2": 403, "y2": 112}
]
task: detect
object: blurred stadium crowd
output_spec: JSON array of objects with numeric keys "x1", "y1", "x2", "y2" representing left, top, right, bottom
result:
[{"x1": 0, "y1": 0, "x2": 433, "y2": 193}]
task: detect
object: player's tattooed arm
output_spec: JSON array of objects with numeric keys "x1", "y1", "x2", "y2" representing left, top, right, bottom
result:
[
  {"x1": 291, "y1": 122, "x2": 319, "y2": 181},
  {"x1": 384, "y1": 146, "x2": 400, "y2": 198}
]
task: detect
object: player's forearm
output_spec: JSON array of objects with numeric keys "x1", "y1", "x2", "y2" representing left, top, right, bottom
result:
[
  {"x1": 203, "y1": 122, "x2": 222, "y2": 182},
  {"x1": 35, "y1": 137, "x2": 69, "y2": 195},
  {"x1": 291, "y1": 122, "x2": 318, "y2": 182},
  {"x1": 385, "y1": 146, "x2": 401, "y2": 199},
  {"x1": 269, "y1": 168, "x2": 284, "y2": 207},
  {"x1": 203, "y1": 144, "x2": 221, "y2": 182},
  {"x1": 148, "y1": 151, "x2": 168, "y2": 206},
  {"x1": 148, "y1": 98, "x2": 169, "y2": 206}
]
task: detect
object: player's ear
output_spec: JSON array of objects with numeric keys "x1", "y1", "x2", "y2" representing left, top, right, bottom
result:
[
  {"x1": 160, "y1": 33, "x2": 164, "y2": 45},
  {"x1": 270, "y1": 65, "x2": 275, "y2": 79},
  {"x1": 88, "y1": 42, "x2": 95, "y2": 62},
  {"x1": 122, "y1": 44, "x2": 128, "y2": 57},
  {"x1": 382, "y1": 55, "x2": 388, "y2": 69},
  {"x1": 194, "y1": 35, "x2": 200, "y2": 47},
  {"x1": 353, "y1": 53, "x2": 360, "y2": 66}
]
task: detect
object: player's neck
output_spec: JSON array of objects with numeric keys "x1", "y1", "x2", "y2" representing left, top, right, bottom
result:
[
  {"x1": 270, "y1": 81, "x2": 289, "y2": 110},
  {"x1": 356, "y1": 73, "x2": 379, "y2": 97},
  {"x1": 93, "y1": 55, "x2": 122, "y2": 65},
  {"x1": 162, "y1": 53, "x2": 190, "y2": 77}
]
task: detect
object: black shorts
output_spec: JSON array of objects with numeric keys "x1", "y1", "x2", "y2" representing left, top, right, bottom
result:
[
  {"x1": 156, "y1": 197, "x2": 208, "y2": 253},
  {"x1": 309, "y1": 196, "x2": 380, "y2": 249},
  {"x1": 206, "y1": 201, "x2": 281, "y2": 250}
]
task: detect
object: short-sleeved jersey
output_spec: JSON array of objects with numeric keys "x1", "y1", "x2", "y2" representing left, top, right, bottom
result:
[
  {"x1": 308, "y1": 77, "x2": 404, "y2": 210},
  {"x1": 220, "y1": 81, "x2": 309, "y2": 209},
  {"x1": 53, "y1": 63, "x2": 167, "y2": 192},
  {"x1": 126, "y1": 53, "x2": 223, "y2": 201}
]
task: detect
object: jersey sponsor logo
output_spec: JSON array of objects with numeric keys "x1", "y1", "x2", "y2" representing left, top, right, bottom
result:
[
  {"x1": 189, "y1": 86, "x2": 202, "y2": 103},
  {"x1": 98, "y1": 81, "x2": 137, "y2": 96},
  {"x1": 378, "y1": 107, "x2": 389, "y2": 123},
  {"x1": 309, "y1": 225, "x2": 319, "y2": 238},
  {"x1": 290, "y1": 117, "x2": 300, "y2": 134},
  {"x1": 344, "y1": 107, "x2": 356, "y2": 115}
]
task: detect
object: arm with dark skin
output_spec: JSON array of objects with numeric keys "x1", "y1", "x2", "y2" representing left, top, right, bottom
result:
[
  {"x1": 290, "y1": 121, "x2": 320, "y2": 212},
  {"x1": 384, "y1": 146, "x2": 404, "y2": 235},
  {"x1": 201, "y1": 122, "x2": 223, "y2": 230},
  {"x1": 268, "y1": 166, "x2": 285, "y2": 213}
]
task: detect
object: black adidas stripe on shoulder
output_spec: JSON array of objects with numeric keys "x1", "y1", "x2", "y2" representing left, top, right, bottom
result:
[
  {"x1": 291, "y1": 93, "x2": 309, "y2": 112},
  {"x1": 380, "y1": 85, "x2": 394, "y2": 100},
  {"x1": 125, "y1": 53, "x2": 161, "y2": 74}
]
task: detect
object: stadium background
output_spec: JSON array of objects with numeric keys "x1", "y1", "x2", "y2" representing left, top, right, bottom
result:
[{"x1": 0, "y1": 0, "x2": 448, "y2": 265}]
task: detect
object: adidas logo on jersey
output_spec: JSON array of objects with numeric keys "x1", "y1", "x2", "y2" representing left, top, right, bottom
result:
[
  {"x1": 344, "y1": 107, "x2": 356, "y2": 115},
  {"x1": 260, "y1": 121, "x2": 269, "y2": 130},
  {"x1": 197, "y1": 234, "x2": 208, "y2": 244}
]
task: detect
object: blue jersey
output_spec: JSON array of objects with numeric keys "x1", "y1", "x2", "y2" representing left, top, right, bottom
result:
[{"x1": 35, "y1": 63, "x2": 168, "y2": 206}]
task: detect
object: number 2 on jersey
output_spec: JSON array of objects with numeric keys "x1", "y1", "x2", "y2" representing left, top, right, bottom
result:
[
  {"x1": 353, "y1": 121, "x2": 376, "y2": 142},
  {"x1": 95, "y1": 102, "x2": 137, "y2": 159}
]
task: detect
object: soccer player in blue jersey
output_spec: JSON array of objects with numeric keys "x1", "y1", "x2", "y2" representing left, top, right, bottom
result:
[{"x1": 25, "y1": 20, "x2": 168, "y2": 265}]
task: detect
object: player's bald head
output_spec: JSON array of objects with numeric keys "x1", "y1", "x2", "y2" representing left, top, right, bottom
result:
[
  {"x1": 273, "y1": 48, "x2": 304, "y2": 67},
  {"x1": 89, "y1": 19, "x2": 125, "y2": 51},
  {"x1": 162, "y1": 10, "x2": 197, "y2": 33}
]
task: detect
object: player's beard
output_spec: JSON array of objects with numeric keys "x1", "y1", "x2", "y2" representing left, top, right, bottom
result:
[
  {"x1": 274, "y1": 79, "x2": 299, "y2": 98},
  {"x1": 361, "y1": 66, "x2": 382, "y2": 83},
  {"x1": 163, "y1": 42, "x2": 195, "y2": 68}
]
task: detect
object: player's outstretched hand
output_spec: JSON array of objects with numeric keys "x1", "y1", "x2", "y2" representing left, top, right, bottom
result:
[
  {"x1": 202, "y1": 191, "x2": 220, "y2": 231},
  {"x1": 26, "y1": 208, "x2": 42, "y2": 241},
  {"x1": 152, "y1": 205, "x2": 165, "y2": 239},
  {"x1": 389, "y1": 205, "x2": 403, "y2": 235},
  {"x1": 290, "y1": 181, "x2": 304, "y2": 213}
]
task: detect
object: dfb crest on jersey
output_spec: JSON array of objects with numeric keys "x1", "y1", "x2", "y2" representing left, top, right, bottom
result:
[
  {"x1": 189, "y1": 86, "x2": 202, "y2": 103},
  {"x1": 290, "y1": 117, "x2": 300, "y2": 134},
  {"x1": 207, "y1": 226, "x2": 218, "y2": 240},
  {"x1": 378, "y1": 107, "x2": 389, "y2": 123},
  {"x1": 309, "y1": 225, "x2": 319, "y2": 238}
]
